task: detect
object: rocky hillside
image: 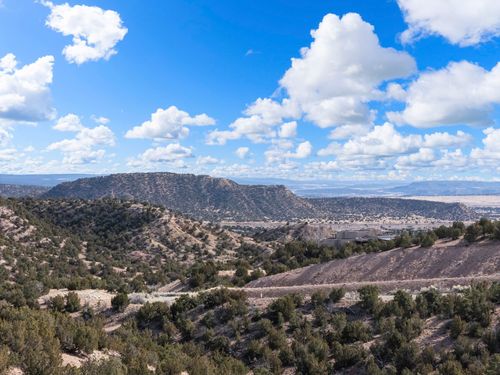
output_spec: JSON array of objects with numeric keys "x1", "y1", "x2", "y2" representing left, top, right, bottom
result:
[
  {"x1": 0, "y1": 183, "x2": 49, "y2": 198},
  {"x1": 8, "y1": 198, "x2": 261, "y2": 266},
  {"x1": 43, "y1": 172, "x2": 477, "y2": 222},
  {"x1": 0, "y1": 197, "x2": 271, "y2": 294},
  {"x1": 253, "y1": 222, "x2": 337, "y2": 243}
]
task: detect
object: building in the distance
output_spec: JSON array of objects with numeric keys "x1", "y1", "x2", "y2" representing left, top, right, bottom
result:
[{"x1": 319, "y1": 229, "x2": 396, "y2": 248}]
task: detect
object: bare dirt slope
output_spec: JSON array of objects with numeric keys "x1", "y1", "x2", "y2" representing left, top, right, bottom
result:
[{"x1": 246, "y1": 240, "x2": 500, "y2": 291}]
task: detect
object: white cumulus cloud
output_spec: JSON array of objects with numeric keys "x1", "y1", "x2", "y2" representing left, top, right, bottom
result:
[
  {"x1": 126, "y1": 106, "x2": 215, "y2": 140},
  {"x1": 0, "y1": 126, "x2": 12, "y2": 146},
  {"x1": 388, "y1": 61, "x2": 500, "y2": 128},
  {"x1": 319, "y1": 124, "x2": 472, "y2": 162},
  {"x1": 92, "y1": 115, "x2": 110, "y2": 125},
  {"x1": 422, "y1": 131, "x2": 472, "y2": 148},
  {"x1": 279, "y1": 13, "x2": 416, "y2": 128},
  {"x1": 137, "y1": 144, "x2": 193, "y2": 162},
  {"x1": 235, "y1": 147, "x2": 250, "y2": 159},
  {"x1": 395, "y1": 148, "x2": 436, "y2": 169},
  {"x1": 328, "y1": 124, "x2": 371, "y2": 140},
  {"x1": 42, "y1": 1, "x2": 128, "y2": 64},
  {"x1": 53, "y1": 113, "x2": 84, "y2": 131},
  {"x1": 127, "y1": 143, "x2": 193, "y2": 170},
  {"x1": 279, "y1": 121, "x2": 297, "y2": 138},
  {"x1": 207, "y1": 13, "x2": 415, "y2": 145},
  {"x1": 48, "y1": 114, "x2": 115, "y2": 164},
  {"x1": 197, "y1": 156, "x2": 220, "y2": 165},
  {"x1": 206, "y1": 98, "x2": 298, "y2": 145},
  {"x1": 0, "y1": 148, "x2": 18, "y2": 162},
  {"x1": 287, "y1": 141, "x2": 312, "y2": 159},
  {"x1": 433, "y1": 149, "x2": 468, "y2": 169},
  {"x1": 265, "y1": 140, "x2": 312, "y2": 164},
  {"x1": 0, "y1": 53, "x2": 55, "y2": 124},
  {"x1": 470, "y1": 127, "x2": 500, "y2": 163},
  {"x1": 335, "y1": 123, "x2": 421, "y2": 159},
  {"x1": 316, "y1": 123, "x2": 478, "y2": 174},
  {"x1": 398, "y1": 0, "x2": 500, "y2": 46}
]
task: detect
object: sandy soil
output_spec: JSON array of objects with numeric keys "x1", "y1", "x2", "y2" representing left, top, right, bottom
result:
[
  {"x1": 38, "y1": 289, "x2": 115, "y2": 311},
  {"x1": 413, "y1": 316, "x2": 451, "y2": 350},
  {"x1": 61, "y1": 350, "x2": 119, "y2": 368}
]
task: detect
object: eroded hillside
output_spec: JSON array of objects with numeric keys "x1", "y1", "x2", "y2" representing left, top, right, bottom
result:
[{"x1": 247, "y1": 239, "x2": 500, "y2": 292}]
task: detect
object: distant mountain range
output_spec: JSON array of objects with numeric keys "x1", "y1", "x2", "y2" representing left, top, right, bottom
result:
[
  {"x1": 0, "y1": 174, "x2": 95, "y2": 187},
  {"x1": 389, "y1": 181, "x2": 500, "y2": 196},
  {"x1": 0, "y1": 184, "x2": 49, "y2": 198},
  {"x1": 3, "y1": 174, "x2": 500, "y2": 197},
  {"x1": 41, "y1": 172, "x2": 477, "y2": 222},
  {"x1": 237, "y1": 178, "x2": 500, "y2": 197},
  {"x1": 234, "y1": 177, "x2": 403, "y2": 197}
]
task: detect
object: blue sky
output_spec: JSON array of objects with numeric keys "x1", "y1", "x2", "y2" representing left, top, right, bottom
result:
[{"x1": 0, "y1": 0, "x2": 500, "y2": 181}]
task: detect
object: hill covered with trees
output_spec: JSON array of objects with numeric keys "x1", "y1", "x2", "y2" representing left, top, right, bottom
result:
[
  {"x1": 42, "y1": 173, "x2": 477, "y2": 222},
  {"x1": 0, "y1": 197, "x2": 269, "y2": 298}
]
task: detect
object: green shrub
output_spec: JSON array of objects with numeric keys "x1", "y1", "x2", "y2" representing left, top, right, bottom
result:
[
  {"x1": 267, "y1": 295, "x2": 301, "y2": 324},
  {"x1": 0, "y1": 345, "x2": 10, "y2": 374},
  {"x1": 65, "y1": 292, "x2": 81, "y2": 313},
  {"x1": 136, "y1": 302, "x2": 171, "y2": 330},
  {"x1": 393, "y1": 290, "x2": 416, "y2": 318},
  {"x1": 49, "y1": 295, "x2": 66, "y2": 312},
  {"x1": 329, "y1": 287, "x2": 346, "y2": 303},
  {"x1": 438, "y1": 359, "x2": 464, "y2": 375},
  {"x1": 358, "y1": 285, "x2": 380, "y2": 313},
  {"x1": 450, "y1": 316, "x2": 465, "y2": 339},
  {"x1": 394, "y1": 342, "x2": 419, "y2": 372},
  {"x1": 331, "y1": 342, "x2": 366, "y2": 370},
  {"x1": 74, "y1": 325, "x2": 99, "y2": 354},
  {"x1": 111, "y1": 293, "x2": 129, "y2": 313},
  {"x1": 310, "y1": 291, "x2": 328, "y2": 308},
  {"x1": 465, "y1": 224, "x2": 482, "y2": 243},
  {"x1": 342, "y1": 321, "x2": 372, "y2": 343},
  {"x1": 81, "y1": 358, "x2": 128, "y2": 375},
  {"x1": 207, "y1": 336, "x2": 231, "y2": 354},
  {"x1": 421, "y1": 234, "x2": 435, "y2": 248},
  {"x1": 486, "y1": 354, "x2": 500, "y2": 375}
]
